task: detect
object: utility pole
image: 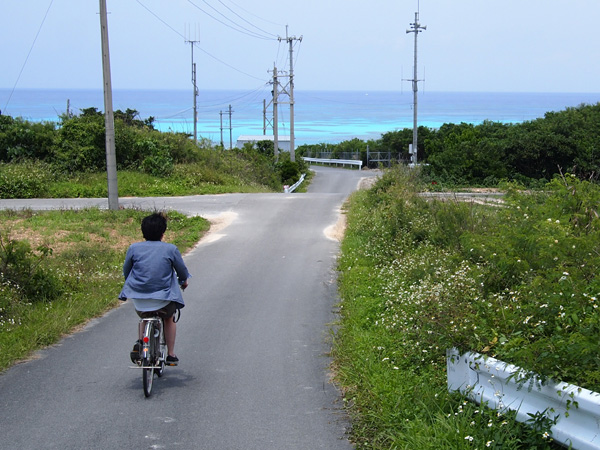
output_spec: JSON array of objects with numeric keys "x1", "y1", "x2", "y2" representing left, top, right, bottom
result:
[
  {"x1": 99, "y1": 0, "x2": 118, "y2": 210},
  {"x1": 278, "y1": 27, "x2": 302, "y2": 162},
  {"x1": 272, "y1": 64, "x2": 279, "y2": 160},
  {"x1": 185, "y1": 36, "x2": 200, "y2": 143},
  {"x1": 263, "y1": 99, "x2": 269, "y2": 135},
  {"x1": 219, "y1": 110, "x2": 224, "y2": 147},
  {"x1": 406, "y1": 11, "x2": 426, "y2": 166},
  {"x1": 228, "y1": 104, "x2": 233, "y2": 149},
  {"x1": 263, "y1": 99, "x2": 266, "y2": 134}
]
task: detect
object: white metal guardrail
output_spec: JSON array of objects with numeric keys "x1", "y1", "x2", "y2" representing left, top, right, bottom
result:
[
  {"x1": 283, "y1": 173, "x2": 306, "y2": 193},
  {"x1": 302, "y1": 157, "x2": 362, "y2": 170},
  {"x1": 447, "y1": 348, "x2": 600, "y2": 450}
]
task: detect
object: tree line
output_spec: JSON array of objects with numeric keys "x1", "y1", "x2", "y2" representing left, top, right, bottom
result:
[
  {"x1": 3, "y1": 101, "x2": 599, "y2": 187},
  {"x1": 0, "y1": 107, "x2": 307, "y2": 198},
  {"x1": 0, "y1": 107, "x2": 215, "y2": 177},
  {"x1": 297, "y1": 102, "x2": 600, "y2": 185}
]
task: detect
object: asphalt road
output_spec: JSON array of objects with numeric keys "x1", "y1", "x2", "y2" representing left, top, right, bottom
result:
[{"x1": 0, "y1": 166, "x2": 376, "y2": 450}]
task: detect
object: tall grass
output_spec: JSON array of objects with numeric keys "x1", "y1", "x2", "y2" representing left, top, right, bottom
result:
[
  {"x1": 0, "y1": 208, "x2": 209, "y2": 371},
  {"x1": 333, "y1": 166, "x2": 599, "y2": 448}
]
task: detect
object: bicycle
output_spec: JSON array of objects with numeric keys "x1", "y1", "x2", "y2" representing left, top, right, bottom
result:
[{"x1": 133, "y1": 314, "x2": 166, "y2": 397}]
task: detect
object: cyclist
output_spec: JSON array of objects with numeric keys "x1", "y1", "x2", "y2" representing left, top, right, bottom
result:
[{"x1": 119, "y1": 212, "x2": 191, "y2": 366}]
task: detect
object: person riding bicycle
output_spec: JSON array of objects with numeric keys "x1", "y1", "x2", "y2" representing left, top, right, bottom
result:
[{"x1": 119, "y1": 212, "x2": 191, "y2": 366}]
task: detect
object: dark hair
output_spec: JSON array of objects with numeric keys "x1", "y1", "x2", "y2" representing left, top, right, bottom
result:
[{"x1": 141, "y1": 212, "x2": 167, "y2": 241}]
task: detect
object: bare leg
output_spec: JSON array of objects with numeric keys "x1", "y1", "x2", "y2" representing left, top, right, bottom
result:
[{"x1": 164, "y1": 316, "x2": 177, "y2": 357}]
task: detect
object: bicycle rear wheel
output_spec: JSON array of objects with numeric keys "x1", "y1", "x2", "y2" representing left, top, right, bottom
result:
[
  {"x1": 142, "y1": 320, "x2": 155, "y2": 397},
  {"x1": 156, "y1": 318, "x2": 166, "y2": 378},
  {"x1": 143, "y1": 366, "x2": 154, "y2": 397}
]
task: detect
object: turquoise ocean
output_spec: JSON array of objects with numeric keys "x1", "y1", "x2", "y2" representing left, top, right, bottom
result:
[{"x1": 1, "y1": 89, "x2": 599, "y2": 146}]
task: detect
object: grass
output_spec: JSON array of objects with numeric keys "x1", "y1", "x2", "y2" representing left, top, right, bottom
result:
[
  {"x1": 332, "y1": 166, "x2": 599, "y2": 448},
  {"x1": 47, "y1": 166, "x2": 275, "y2": 198},
  {"x1": 0, "y1": 208, "x2": 209, "y2": 371}
]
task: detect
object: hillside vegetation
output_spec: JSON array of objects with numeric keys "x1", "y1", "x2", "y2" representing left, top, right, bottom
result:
[
  {"x1": 334, "y1": 166, "x2": 599, "y2": 448},
  {"x1": 0, "y1": 107, "x2": 307, "y2": 198}
]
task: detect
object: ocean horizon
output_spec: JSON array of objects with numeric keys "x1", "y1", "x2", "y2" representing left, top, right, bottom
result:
[{"x1": 2, "y1": 88, "x2": 599, "y2": 146}]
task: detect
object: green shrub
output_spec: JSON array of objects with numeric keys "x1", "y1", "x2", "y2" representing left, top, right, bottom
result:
[
  {"x1": 0, "y1": 234, "x2": 64, "y2": 302},
  {"x1": 0, "y1": 116, "x2": 57, "y2": 162},
  {"x1": 277, "y1": 159, "x2": 301, "y2": 184},
  {"x1": 335, "y1": 165, "x2": 599, "y2": 448},
  {"x1": 0, "y1": 161, "x2": 55, "y2": 198},
  {"x1": 137, "y1": 140, "x2": 174, "y2": 177}
]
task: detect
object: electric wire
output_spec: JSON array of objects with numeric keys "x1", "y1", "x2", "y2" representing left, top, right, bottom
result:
[
  {"x1": 294, "y1": 40, "x2": 303, "y2": 67},
  {"x1": 221, "y1": 0, "x2": 284, "y2": 27},
  {"x1": 215, "y1": 0, "x2": 278, "y2": 38},
  {"x1": 3, "y1": 0, "x2": 55, "y2": 112},
  {"x1": 196, "y1": 83, "x2": 269, "y2": 110},
  {"x1": 134, "y1": 0, "x2": 267, "y2": 82},
  {"x1": 187, "y1": 0, "x2": 275, "y2": 40}
]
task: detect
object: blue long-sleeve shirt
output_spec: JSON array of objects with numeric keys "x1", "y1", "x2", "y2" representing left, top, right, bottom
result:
[{"x1": 119, "y1": 240, "x2": 190, "y2": 307}]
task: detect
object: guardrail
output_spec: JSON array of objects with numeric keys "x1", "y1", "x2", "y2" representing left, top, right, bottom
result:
[
  {"x1": 302, "y1": 157, "x2": 362, "y2": 170},
  {"x1": 447, "y1": 348, "x2": 600, "y2": 450},
  {"x1": 283, "y1": 173, "x2": 306, "y2": 193}
]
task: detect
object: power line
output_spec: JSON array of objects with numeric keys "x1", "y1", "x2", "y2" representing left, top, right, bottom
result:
[
  {"x1": 221, "y1": 0, "x2": 284, "y2": 27},
  {"x1": 135, "y1": 0, "x2": 186, "y2": 39},
  {"x1": 215, "y1": 0, "x2": 279, "y2": 38},
  {"x1": 3, "y1": 0, "x2": 55, "y2": 112},
  {"x1": 196, "y1": 84, "x2": 269, "y2": 109},
  {"x1": 134, "y1": 0, "x2": 268, "y2": 82},
  {"x1": 187, "y1": 0, "x2": 275, "y2": 40}
]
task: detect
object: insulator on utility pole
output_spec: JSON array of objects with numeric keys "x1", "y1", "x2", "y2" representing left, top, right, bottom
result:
[{"x1": 406, "y1": 11, "x2": 426, "y2": 166}]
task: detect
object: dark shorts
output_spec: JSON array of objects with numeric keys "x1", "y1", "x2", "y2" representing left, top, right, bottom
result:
[{"x1": 135, "y1": 301, "x2": 180, "y2": 319}]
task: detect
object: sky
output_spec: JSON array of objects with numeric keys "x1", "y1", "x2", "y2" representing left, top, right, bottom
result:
[{"x1": 1, "y1": 0, "x2": 600, "y2": 94}]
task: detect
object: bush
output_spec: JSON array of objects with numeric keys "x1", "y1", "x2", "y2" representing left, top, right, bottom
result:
[
  {"x1": 0, "y1": 161, "x2": 55, "y2": 198},
  {"x1": 137, "y1": 140, "x2": 174, "y2": 177},
  {"x1": 0, "y1": 116, "x2": 56, "y2": 162},
  {"x1": 277, "y1": 159, "x2": 301, "y2": 184},
  {"x1": 334, "y1": 165, "x2": 600, "y2": 448},
  {"x1": 0, "y1": 234, "x2": 64, "y2": 302}
]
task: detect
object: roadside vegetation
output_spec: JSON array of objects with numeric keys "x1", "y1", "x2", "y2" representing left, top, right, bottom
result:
[
  {"x1": 0, "y1": 107, "x2": 311, "y2": 371},
  {"x1": 0, "y1": 208, "x2": 208, "y2": 371},
  {"x1": 0, "y1": 108, "x2": 308, "y2": 198},
  {"x1": 3, "y1": 101, "x2": 600, "y2": 447},
  {"x1": 334, "y1": 166, "x2": 600, "y2": 449}
]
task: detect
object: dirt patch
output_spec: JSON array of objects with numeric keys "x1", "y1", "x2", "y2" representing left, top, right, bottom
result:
[
  {"x1": 358, "y1": 176, "x2": 378, "y2": 190},
  {"x1": 325, "y1": 175, "x2": 377, "y2": 242},
  {"x1": 1, "y1": 220, "x2": 136, "y2": 255},
  {"x1": 324, "y1": 211, "x2": 347, "y2": 242},
  {"x1": 194, "y1": 211, "x2": 238, "y2": 246}
]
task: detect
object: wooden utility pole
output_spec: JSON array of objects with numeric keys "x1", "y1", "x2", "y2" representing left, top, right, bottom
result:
[{"x1": 99, "y1": 0, "x2": 118, "y2": 210}]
